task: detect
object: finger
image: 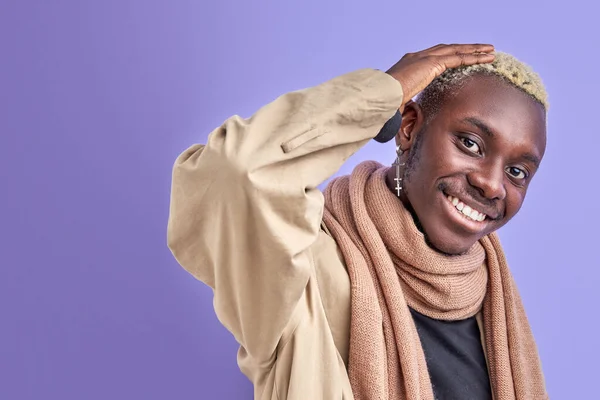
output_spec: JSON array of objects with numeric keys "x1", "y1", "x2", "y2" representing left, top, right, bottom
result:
[
  {"x1": 428, "y1": 43, "x2": 495, "y2": 56},
  {"x1": 439, "y1": 52, "x2": 496, "y2": 69},
  {"x1": 422, "y1": 43, "x2": 449, "y2": 52}
]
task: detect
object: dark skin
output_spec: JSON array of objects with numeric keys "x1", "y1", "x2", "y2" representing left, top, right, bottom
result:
[{"x1": 385, "y1": 75, "x2": 547, "y2": 255}]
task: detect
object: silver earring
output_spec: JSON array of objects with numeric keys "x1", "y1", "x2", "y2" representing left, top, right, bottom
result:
[{"x1": 392, "y1": 145, "x2": 405, "y2": 197}]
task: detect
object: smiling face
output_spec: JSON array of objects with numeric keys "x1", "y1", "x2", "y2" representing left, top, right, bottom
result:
[{"x1": 390, "y1": 74, "x2": 547, "y2": 255}]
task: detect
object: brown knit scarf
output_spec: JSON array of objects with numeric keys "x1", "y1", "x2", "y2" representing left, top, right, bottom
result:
[{"x1": 322, "y1": 161, "x2": 547, "y2": 400}]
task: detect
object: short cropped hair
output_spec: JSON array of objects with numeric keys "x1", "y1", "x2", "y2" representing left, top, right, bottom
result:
[{"x1": 416, "y1": 51, "x2": 548, "y2": 120}]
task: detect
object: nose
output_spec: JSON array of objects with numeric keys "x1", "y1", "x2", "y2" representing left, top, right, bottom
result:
[{"x1": 467, "y1": 163, "x2": 506, "y2": 201}]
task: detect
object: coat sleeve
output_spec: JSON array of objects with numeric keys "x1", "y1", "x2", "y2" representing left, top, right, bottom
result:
[{"x1": 167, "y1": 68, "x2": 403, "y2": 363}]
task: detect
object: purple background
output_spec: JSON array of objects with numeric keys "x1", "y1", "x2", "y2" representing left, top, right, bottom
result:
[{"x1": 2, "y1": 1, "x2": 598, "y2": 399}]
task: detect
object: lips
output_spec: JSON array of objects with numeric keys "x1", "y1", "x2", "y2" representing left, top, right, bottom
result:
[
  {"x1": 442, "y1": 189, "x2": 500, "y2": 220},
  {"x1": 438, "y1": 193, "x2": 490, "y2": 234},
  {"x1": 446, "y1": 195, "x2": 487, "y2": 222}
]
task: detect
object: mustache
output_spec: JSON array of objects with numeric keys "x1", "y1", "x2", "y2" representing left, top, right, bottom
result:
[{"x1": 438, "y1": 181, "x2": 504, "y2": 220}]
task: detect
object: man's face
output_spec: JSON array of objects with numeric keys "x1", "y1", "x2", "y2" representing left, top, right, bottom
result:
[{"x1": 400, "y1": 75, "x2": 547, "y2": 255}]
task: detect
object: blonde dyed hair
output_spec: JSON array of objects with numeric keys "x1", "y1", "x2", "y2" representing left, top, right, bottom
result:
[{"x1": 417, "y1": 51, "x2": 548, "y2": 118}]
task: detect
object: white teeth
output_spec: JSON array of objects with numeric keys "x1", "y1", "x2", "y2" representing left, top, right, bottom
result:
[{"x1": 446, "y1": 195, "x2": 487, "y2": 222}]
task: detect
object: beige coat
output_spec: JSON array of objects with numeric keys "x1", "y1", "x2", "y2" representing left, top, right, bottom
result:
[{"x1": 167, "y1": 68, "x2": 489, "y2": 399}]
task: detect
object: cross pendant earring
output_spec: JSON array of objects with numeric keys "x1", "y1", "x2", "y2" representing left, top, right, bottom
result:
[
  {"x1": 394, "y1": 162, "x2": 403, "y2": 196},
  {"x1": 393, "y1": 145, "x2": 405, "y2": 198}
]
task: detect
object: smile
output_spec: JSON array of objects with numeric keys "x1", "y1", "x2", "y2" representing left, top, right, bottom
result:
[{"x1": 446, "y1": 195, "x2": 487, "y2": 222}]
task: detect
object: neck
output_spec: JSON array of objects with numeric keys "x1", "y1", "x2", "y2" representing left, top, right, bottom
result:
[{"x1": 384, "y1": 166, "x2": 419, "y2": 227}]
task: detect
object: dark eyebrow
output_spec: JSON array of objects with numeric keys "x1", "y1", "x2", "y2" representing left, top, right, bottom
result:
[
  {"x1": 462, "y1": 117, "x2": 495, "y2": 138},
  {"x1": 521, "y1": 152, "x2": 541, "y2": 168}
]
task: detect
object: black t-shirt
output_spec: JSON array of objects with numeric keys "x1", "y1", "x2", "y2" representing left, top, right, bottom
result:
[{"x1": 410, "y1": 308, "x2": 493, "y2": 400}]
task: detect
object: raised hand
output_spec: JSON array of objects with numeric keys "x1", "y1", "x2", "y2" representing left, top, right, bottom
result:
[{"x1": 386, "y1": 44, "x2": 495, "y2": 112}]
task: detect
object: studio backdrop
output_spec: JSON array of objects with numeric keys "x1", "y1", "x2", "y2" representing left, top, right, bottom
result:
[{"x1": 1, "y1": 1, "x2": 598, "y2": 399}]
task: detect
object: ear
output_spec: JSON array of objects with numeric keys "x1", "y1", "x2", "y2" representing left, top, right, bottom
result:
[{"x1": 396, "y1": 100, "x2": 425, "y2": 151}]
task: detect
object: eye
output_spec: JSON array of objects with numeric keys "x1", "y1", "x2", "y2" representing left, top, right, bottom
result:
[
  {"x1": 506, "y1": 166, "x2": 527, "y2": 180},
  {"x1": 460, "y1": 137, "x2": 481, "y2": 154}
]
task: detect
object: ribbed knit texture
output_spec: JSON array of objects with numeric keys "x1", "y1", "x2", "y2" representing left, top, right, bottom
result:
[{"x1": 322, "y1": 161, "x2": 547, "y2": 400}]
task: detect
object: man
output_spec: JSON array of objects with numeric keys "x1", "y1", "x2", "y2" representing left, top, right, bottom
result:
[{"x1": 167, "y1": 43, "x2": 548, "y2": 399}]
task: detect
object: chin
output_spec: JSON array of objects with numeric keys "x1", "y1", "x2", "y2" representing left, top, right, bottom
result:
[{"x1": 422, "y1": 225, "x2": 476, "y2": 256}]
